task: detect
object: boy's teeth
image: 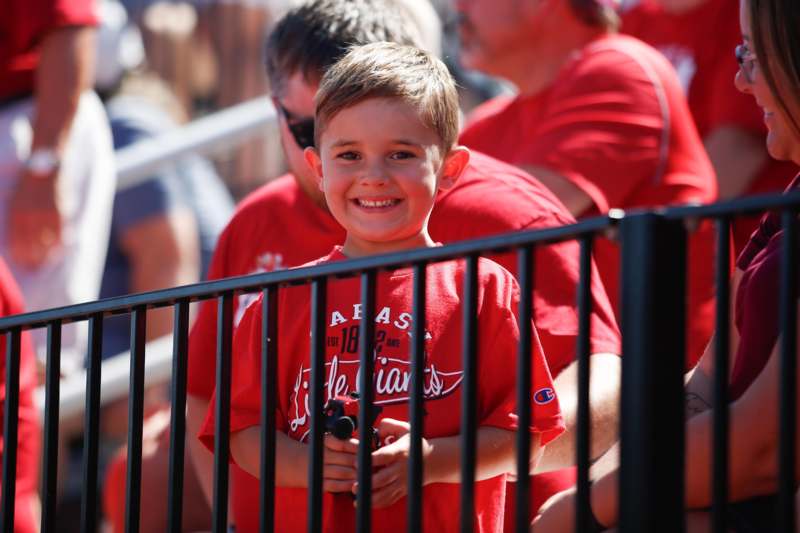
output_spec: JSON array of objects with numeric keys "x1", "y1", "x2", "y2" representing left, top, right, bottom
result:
[{"x1": 358, "y1": 199, "x2": 397, "y2": 208}]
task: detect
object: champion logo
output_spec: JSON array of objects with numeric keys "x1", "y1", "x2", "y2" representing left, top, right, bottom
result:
[{"x1": 533, "y1": 387, "x2": 555, "y2": 405}]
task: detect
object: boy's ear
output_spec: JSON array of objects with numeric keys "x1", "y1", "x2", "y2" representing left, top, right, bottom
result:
[
  {"x1": 303, "y1": 147, "x2": 325, "y2": 191},
  {"x1": 439, "y1": 146, "x2": 470, "y2": 191}
]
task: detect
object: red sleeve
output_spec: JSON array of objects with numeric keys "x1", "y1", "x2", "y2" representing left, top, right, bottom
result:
[
  {"x1": 522, "y1": 49, "x2": 666, "y2": 212},
  {"x1": 49, "y1": 0, "x2": 99, "y2": 29},
  {"x1": 477, "y1": 266, "x2": 565, "y2": 446},
  {"x1": 0, "y1": 260, "x2": 40, "y2": 497},
  {"x1": 198, "y1": 294, "x2": 286, "y2": 455},
  {"x1": 187, "y1": 225, "x2": 236, "y2": 399}
]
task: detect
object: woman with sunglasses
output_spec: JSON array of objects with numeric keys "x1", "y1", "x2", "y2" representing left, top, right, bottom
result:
[{"x1": 533, "y1": 0, "x2": 800, "y2": 530}]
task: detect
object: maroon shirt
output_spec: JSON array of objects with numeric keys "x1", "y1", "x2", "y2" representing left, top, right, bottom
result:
[{"x1": 730, "y1": 175, "x2": 800, "y2": 399}]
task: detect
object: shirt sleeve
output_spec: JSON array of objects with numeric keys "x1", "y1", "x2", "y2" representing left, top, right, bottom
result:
[
  {"x1": 49, "y1": 0, "x2": 99, "y2": 28},
  {"x1": 522, "y1": 50, "x2": 666, "y2": 212},
  {"x1": 476, "y1": 268, "x2": 565, "y2": 446}
]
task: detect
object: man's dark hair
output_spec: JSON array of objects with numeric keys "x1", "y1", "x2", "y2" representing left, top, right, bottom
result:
[
  {"x1": 265, "y1": 0, "x2": 423, "y2": 94},
  {"x1": 570, "y1": 0, "x2": 620, "y2": 31}
]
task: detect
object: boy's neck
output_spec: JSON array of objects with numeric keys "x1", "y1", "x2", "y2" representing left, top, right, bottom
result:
[{"x1": 341, "y1": 232, "x2": 438, "y2": 258}]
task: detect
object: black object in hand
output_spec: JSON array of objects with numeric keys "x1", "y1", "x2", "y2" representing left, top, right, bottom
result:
[{"x1": 323, "y1": 392, "x2": 383, "y2": 448}]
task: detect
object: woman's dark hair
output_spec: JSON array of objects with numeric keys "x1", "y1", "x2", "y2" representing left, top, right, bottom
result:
[{"x1": 748, "y1": 0, "x2": 800, "y2": 135}]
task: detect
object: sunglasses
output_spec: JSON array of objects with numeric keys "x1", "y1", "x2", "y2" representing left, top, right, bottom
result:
[
  {"x1": 735, "y1": 43, "x2": 757, "y2": 84},
  {"x1": 274, "y1": 100, "x2": 315, "y2": 149}
]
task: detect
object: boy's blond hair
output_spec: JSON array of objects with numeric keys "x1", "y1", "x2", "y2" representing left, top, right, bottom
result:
[{"x1": 315, "y1": 42, "x2": 460, "y2": 150}]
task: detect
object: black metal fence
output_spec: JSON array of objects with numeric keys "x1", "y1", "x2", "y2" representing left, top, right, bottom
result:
[{"x1": 0, "y1": 191, "x2": 798, "y2": 533}]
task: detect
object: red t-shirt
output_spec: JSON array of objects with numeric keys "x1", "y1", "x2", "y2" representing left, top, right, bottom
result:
[
  {"x1": 188, "y1": 153, "x2": 620, "y2": 530},
  {"x1": 460, "y1": 33, "x2": 717, "y2": 365},
  {"x1": 0, "y1": 258, "x2": 41, "y2": 533},
  {"x1": 621, "y1": 0, "x2": 798, "y2": 251},
  {"x1": 0, "y1": 0, "x2": 98, "y2": 100},
  {"x1": 729, "y1": 175, "x2": 800, "y2": 400},
  {"x1": 199, "y1": 248, "x2": 565, "y2": 533}
]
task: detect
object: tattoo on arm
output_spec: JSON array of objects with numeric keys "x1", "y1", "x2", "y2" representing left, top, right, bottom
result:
[{"x1": 685, "y1": 392, "x2": 712, "y2": 417}]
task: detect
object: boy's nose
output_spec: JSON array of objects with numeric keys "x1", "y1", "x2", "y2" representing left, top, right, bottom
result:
[{"x1": 359, "y1": 162, "x2": 390, "y2": 185}]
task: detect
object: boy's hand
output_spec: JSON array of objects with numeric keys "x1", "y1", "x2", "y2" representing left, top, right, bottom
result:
[
  {"x1": 323, "y1": 434, "x2": 359, "y2": 493},
  {"x1": 367, "y1": 418, "x2": 432, "y2": 509}
]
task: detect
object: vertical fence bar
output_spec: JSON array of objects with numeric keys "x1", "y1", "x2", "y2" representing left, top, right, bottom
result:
[
  {"x1": 0, "y1": 327, "x2": 21, "y2": 532},
  {"x1": 619, "y1": 214, "x2": 686, "y2": 533},
  {"x1": 40, "y1": 321, "x2": 61, "y2": 533},
  {"x1": 308, "y1": 279, "x2": 327, "y2": 533},
  {"x1": 575, "y1": 236, "x2": 594, "y2": 532},
  {"x1": 167, "y1": 300, "x2": 191, "y2": 533},
  {"x1": 261, "y1": 286, "x2": 279, "y2": 533},
  {"x1": 80, "y1": 314, "x2": 104, "y2": 533},
  {"x1": 515, "y1": 247, "x2": 534, "y2": 533},
  {"x1": 711, "y1": 217, "x2": 731, "y2": 533},
  {"x1": 213, "y1": 293, "x2": 234, "y2": 533},
  {"x1": 778, "y1": 209, "x2": 798, "y2": 533},
  {"x1": 408, "y1": 262, "x2": 427, "y2": 533},
  {"x1": 125, "y1": 307, "x2": 147, "y2": 533},
  {"x1": 81, "y1": 314, "x2": 103, "y2": 531},
  {"x1": 357, "y1": 271, "x2": 377, "y2": 533},
  {"x1": 460, "y1": 255, "x2": 479, "y2": 533}
]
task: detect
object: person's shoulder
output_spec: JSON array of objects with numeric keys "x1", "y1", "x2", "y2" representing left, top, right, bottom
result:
[
  {"x1": 430, "y1": 256, "x2": 519, "y2": 296},
  {"x1": 223, "y1": 174, "x2": 303, "y2": 233},
  {"x1": 295, "y1": 247, "x2": 345, "y2": 269},
  {"x1": 434, "y1": 151, "x2": 576, "y2": 231},
  {"x1": 212, "y1": 175, "x2": 298, "y2": 255},
  {"x1": 566, "y1": 33, "x2": 677, "y2": 85},
  {"x1": 477, "y1": 256, "x2": 521, "y2": 308},
  {"x1": 463, "y1": 94, "x2": 517, "y2": 130},
  {"x1": 236, "y1": 174, "x2": 301, "y2": 211}
]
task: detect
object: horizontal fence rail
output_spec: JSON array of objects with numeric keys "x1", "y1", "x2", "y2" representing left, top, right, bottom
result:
[
  {"x1": 0, "y1": 190, "x2": 799, "y2": 533},
  {"x1": 115, "y1": 96, "x2": 277, "y2": 192}
]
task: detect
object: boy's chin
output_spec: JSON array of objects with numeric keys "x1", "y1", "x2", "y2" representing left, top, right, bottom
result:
[{"x1": 343, "y1": 231, "x2": 433, "y2": 255}]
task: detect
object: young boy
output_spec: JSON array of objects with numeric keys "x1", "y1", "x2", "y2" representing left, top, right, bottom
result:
[{"x1": 199, "y1": 42, "x2": 564, "y2": 532}]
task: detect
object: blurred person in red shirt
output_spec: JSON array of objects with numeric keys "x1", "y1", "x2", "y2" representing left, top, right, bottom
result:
[
  {"x1": 0, "y1": 258, "x2": 42, "y2": 533},
  {"x1": 456, "y1": 0, "x2": 718, "y2": 524},
  {"x1": 184, "y1": 0, "x2": 624, "y2": 530},
  {"x1": 457, "y1": 0, "x2": 718, "y2": 368},
  {"x1": 621, "y1": 0, "x2": 798, "y2": 251},
  {"x1": 0, "y1": 0, "x2": 115, "y2": 373},
  {"x1": 536, "y1": 0, "x2": 800, "y2": 529}
]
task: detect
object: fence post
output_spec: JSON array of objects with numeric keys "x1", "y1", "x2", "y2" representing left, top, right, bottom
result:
[{"x1": 618, "y1": 213, "x2": 686, "y2": 533}]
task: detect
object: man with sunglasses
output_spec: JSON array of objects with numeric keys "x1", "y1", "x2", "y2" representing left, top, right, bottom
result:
[
  {"x1": 184, "y1": 0, "x2": 624, "y2": 530},
  {"x1": 621, "y1": 0, "x2": 797, "y2": 253}
]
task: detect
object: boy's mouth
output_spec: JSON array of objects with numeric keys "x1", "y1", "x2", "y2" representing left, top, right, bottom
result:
[{"x1": 353, "y1": 198, "x2": 401, "y2": 209}]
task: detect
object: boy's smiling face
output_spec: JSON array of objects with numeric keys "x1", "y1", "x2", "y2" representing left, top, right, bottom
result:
[{"x1": 305, "y1": 97, "x2": 469, "y2": 257}]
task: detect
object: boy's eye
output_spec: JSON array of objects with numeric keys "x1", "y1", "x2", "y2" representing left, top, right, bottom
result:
[
  {"x1": 336, "y1": 151, "x2": 360, "y2": 161},
  {"x1": 390, "y1": 151, "x2": 415, "y2": 160}
]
